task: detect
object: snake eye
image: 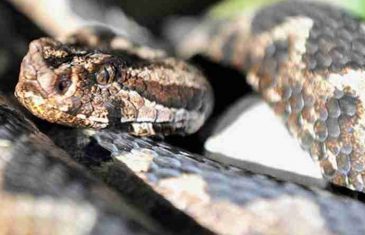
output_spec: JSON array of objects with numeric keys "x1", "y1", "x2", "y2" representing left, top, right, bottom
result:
[
  {"x1": 96, "y1": 67, "x2": 109, "y2": 85},
  {"x1": 96, "y1": 65, "x2": 115, "y2": 85},
  {"x1": 56, "y1": 74, "x2": 71, "y2": 94}
]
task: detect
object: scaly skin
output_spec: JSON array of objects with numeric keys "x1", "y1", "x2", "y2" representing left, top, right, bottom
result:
[
  {"x1": 51, "y1": 128, "x2": 365, "y2": 235},
  {"x1": 178, "y1": 1, "x2": 365, "y2": 192},
  {"x1": 0, "y1": 95, "x2": 162, "y2": 235},
  {"x1": 15, "y1": 28, "x2": 213, "y2": 136}
]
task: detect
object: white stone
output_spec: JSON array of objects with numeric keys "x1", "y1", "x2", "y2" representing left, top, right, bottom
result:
[{"x1": 205, "y1": 98, "x2": 325, "y2": 187}]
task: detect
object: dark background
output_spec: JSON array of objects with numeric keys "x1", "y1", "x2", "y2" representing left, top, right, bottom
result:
[{"x1": 97, "y1": 0, "x2": 220, "y2": 35}]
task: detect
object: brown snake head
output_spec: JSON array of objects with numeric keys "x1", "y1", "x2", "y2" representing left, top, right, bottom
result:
[{"x1": 15, "y1": 36, "x2": 213, "y2": 136}]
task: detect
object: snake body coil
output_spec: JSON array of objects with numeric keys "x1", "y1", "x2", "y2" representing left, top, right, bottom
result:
[
  {"x1": 0, "y1": 95, "x2": 161, "y2": 234},
  {"x1": 179, "y1": 1, "x2": 365, "y2": 192}
]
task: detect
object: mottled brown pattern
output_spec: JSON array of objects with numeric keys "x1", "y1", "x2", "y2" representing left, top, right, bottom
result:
[
  {"x1": 178, "y1": 1, "x2": 365, "y2": 192},
  {"x1": 15, "y1": 29, "x2": 213, "y2": 136}
]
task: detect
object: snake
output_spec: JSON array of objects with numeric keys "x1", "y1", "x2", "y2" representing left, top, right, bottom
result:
[
  {"x1": 9, "y1": 0, "x2": 365, "y2": 229},
  {"x1": 15, "y1": 26, "x2": 213, "y2": 136},
  {"x1": 16, "y1": 0, "x2": 365, "y2": 193},
  {"x1": 5, "y1": 1, "x2": 365, "y2": 234},
  {"x1": 173, "y1": 0, "x2": 365, "y2": 193},
  {"x1": 5, "y1": 93, "x2": 365, "y2": 235},
  {"x1": 47, "y1": 126, "x2": 365, "y2": 235}
]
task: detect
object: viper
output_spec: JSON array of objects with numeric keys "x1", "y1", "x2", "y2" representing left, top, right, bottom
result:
[
  {"x1": 15, "y1": 27, "x2": 213, "y2": 136},
  {"x1": 15, "y1": 1, "x2": 365, "y2": 193},
  {"x1": 177, "y1": 1, "x2": 365, "y2": 192}
]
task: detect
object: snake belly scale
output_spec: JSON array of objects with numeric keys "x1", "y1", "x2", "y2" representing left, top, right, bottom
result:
[{"x1": 178, "y1": 1, "x2": 365, "y2": 192}]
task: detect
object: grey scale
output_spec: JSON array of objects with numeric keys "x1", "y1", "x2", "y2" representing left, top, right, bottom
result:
[
  {"x1": 90, "y1": 130, "x2": 365, "y2": 235},
  {"x1": 252, "y1": 1, "x2": 365, "y2": 72},
  {"x1": 0, "y1": 103, "x2": 159, "y2": 235}
]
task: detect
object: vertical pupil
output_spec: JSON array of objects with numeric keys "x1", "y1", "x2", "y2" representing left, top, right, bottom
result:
[
  {"x1": 103, "y1": 68, "x2": 109, "y2": 82},
  {"x1": 96, "y1": 66, "x2": 113, "y2": 84}
]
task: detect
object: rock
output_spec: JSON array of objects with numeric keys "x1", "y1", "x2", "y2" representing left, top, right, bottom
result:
[{"x1": 205, "y1": 96, "x2": 326, "y2": 188}]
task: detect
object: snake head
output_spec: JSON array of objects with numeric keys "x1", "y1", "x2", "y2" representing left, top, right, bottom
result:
[
  {"x1": 16, "y1": 36, "x2": 213, "y2": 135},
  {"x1": 15, "y1": 37, "x2": 120, "y2": 128}
]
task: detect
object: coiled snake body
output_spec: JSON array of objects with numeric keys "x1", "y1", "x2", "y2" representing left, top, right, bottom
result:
[
  {"x1": 177, "y1": 1, "x2": 365, "y2": 192},
  {"x1": 15, "y1": 2, "x2": 365, "y2": 192}
]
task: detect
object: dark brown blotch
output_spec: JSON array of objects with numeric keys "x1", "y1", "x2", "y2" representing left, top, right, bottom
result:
[{"x1": 123, "y1": 79, "x2": 204, "y2": 110}]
